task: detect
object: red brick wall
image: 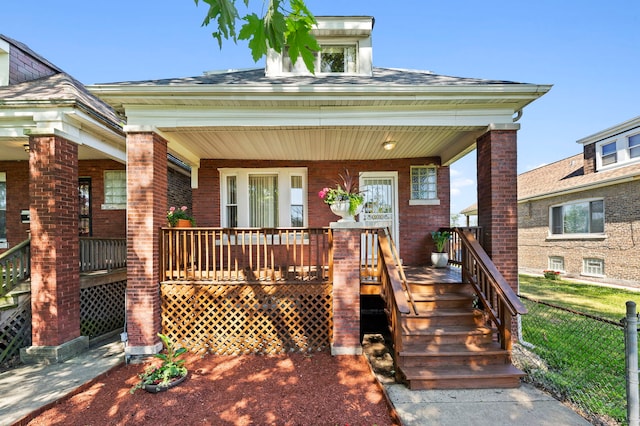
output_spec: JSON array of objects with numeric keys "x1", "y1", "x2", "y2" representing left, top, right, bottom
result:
[
  {"x1": 79, "y1": 160, "x2": 126, "y2": 238},
  {"x1": 0, "y1": 161, "x2": 30, "y2": 247},
  {"x1": 29, "y1": 135, "x2": 80, "y2": 346},
  {"x1": 476, "y1": 129, "x2": 518, "y2": 292},
  {"x1": 125, "y1": 132, "x2": 167, "y2": 350},
  {"x1": 194, "y1": 158, "x2": 449, "y2": 266},
  {"x1": 9, "y1": 44, "x2": 58, "y2": 85},
  {"x1": 167, "y1": 167, "x2": 192, "y2": 219}
]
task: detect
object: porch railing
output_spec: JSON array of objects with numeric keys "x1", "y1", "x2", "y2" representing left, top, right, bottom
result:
[
  {"x1": 452, "y1": 227, "x2": 527, "y2": 350},
  {"x1": 375, "y1": 228, "x2": 411, "y2": 353},
  {"x1": 447, "y1": 226, "x2": 482, "y2": 267},
  {"x1": 79, "y1": 237, "x2": 127, "y2": 273},
  {"x1": 160, "y1": 227, "x2": 331, "y2": 282},
  {"x1": 0, "y1": 237, "x2": 30, "y2": 297}
]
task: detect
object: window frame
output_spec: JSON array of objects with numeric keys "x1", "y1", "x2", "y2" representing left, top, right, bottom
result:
[
  {"x1": 548, "y1": 198, "x2": 605, "y2": 239},
  {"x1": 548, "y1": 256, "x2": 565, "y2": 272},
  {"x1": 582, "y1": 258, "x2": 605, "y2": 277},
  {"x1": 595, "y1": 127, "x2": 640, "y2": 171},
  {"x1": 629, "y1": 133, "x2": 640, "y2": 159},
  {"x1": 219, "y1": 167, "x2": 308, "y2": 228},
  {"x1": 409, "y1": 166, "x2": 440, "y2": 206},
  {"x1": 102, "y1": 170, "x2": 126, "y2": 210},
  {"x1": 283, "y1": 42, "x2": 359, "y2": 75}
]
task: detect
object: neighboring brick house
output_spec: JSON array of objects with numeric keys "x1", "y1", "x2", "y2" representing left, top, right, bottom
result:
[
  {"x1": 518, "y1": 116, "x2": 640, "y2": 286},
  {"x1": 1, "y1": 16, "x2": 552, "y2": 359}
]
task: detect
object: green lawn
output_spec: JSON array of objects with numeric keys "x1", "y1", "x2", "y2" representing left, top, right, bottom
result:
[
  {"x1": 517, "y1": 273, "x2": 637, "y2": 424},
  {"x1": 519, "y1": 274, "x2": 640, "y2": 322}
]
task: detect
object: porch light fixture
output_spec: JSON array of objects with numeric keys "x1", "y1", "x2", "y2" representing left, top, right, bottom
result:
[
  {"x1": 382, "y1": 140, "x2": 397, "y2": 151},
  {"x1": 23, "y1": 144, "x2": 29, "y2": 153}
]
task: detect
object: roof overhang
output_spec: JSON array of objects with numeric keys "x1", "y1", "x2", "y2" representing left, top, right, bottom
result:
[{"x1": 90, "y1": 77, "x2": 551, "y2": 169}]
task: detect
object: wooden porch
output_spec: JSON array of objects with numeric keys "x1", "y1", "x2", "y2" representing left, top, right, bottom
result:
[{"x1": 159, "y1": 226, "x2": 527, "y2": 390}]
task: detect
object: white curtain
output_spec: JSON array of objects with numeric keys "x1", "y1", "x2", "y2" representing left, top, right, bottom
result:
[{"x1": 249, "y1": 175, "x2": 278, "y2": 227}]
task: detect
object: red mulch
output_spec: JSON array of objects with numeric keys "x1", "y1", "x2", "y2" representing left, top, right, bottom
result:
[{"x1": 25, "y1": 351, "x2": 397, "y2": 426}]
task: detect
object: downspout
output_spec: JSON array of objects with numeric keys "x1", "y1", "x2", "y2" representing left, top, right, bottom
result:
[{"x1": 513, "y1": 109, "x2": 523, "y2": 122}]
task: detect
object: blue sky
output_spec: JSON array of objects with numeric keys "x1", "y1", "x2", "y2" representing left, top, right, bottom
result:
[{"x1": 3, "y1": 1, "x2": 639, "y2": 216}]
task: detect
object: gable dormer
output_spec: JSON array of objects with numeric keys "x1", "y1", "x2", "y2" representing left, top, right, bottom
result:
[{"x1": 265, "y1": 16, "x2": 374, "y2": 77}]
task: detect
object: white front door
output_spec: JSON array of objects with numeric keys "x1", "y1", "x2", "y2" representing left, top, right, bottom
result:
[{"x1": 359, "y1": 172, "x2": 399, "y2": 255}]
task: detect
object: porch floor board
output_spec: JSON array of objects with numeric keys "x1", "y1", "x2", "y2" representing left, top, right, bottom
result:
[{"x1": 402, "y1": 266, "x2": 462, "y2": 284}]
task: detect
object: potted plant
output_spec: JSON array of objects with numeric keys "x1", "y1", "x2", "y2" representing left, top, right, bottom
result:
[
  {"x1": 167, "y1": 206, "x2": 195, "y2": 227},
  {"x1": 318, "y1": 169, "x2": 365, "y2": 222},
  {"x1": 430, "y1": 231, "x2": 451, "y2": 268},
  {"x1": 130, "y1": 333, "x2": 188, "y2": 394},
  {"x1": 543, "y1": 270, "x2": 561, "y2": 280}
]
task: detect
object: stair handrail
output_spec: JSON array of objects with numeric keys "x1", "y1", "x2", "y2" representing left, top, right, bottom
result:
[
  {"x1": 453, "y1": 228, "x2": 527, "y2": 350},
  {"x1": 0, "y1": 237, "x2": 31, "y2": 297},
  {"x1": 376, "y1": 230, "x2": 411, "y2": 315}
]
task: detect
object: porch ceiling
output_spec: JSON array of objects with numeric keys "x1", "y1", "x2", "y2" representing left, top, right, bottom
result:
[{"x1": 158, "y1": 125, "x2": 486, "y2": 165}]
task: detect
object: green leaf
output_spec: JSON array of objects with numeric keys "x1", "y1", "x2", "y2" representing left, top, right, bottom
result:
[
  {"x1": 196, "y1": 0, "x2": 240, "y2": 48},
  {"x1": 239, "y1": 13, "x2": 267, "y2": 62}
]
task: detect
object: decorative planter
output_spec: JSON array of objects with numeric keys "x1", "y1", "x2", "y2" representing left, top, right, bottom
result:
[
  {"x1": 330, "y1": 200, "x2": 363, "y2": 223},
  {"x1": 431, "y1": 252, "x2": 449, "y2": 268},
  {"x1": 143, "y1": 373, "x2": 188, "y2": 393},
  {"x1": 175, "y1": 219, "x2": 192, "y2": 228}
]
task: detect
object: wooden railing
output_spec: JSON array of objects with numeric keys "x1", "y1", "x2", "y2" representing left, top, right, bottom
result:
[
  {"x1": 446, "y1": 226, "x2": 482, "y2": 267},
  {"x1": 79, "y1": 237, "x2": 127, "y2": 273},
  {"x1": 453, "y1": 227, "x2": 527, "y2": 350},
  {"x1": 375, "y1": 228, "x2": 411, "y2": 353},
  {"x1": 160, "y1": 227, "x2": 331, "y2": 282},
  {"x1": 0, "y1": 237, "x2": 30, "y2": 297}
]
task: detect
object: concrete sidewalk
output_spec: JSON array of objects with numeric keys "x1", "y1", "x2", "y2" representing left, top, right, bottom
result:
[
  {"x1": 0, "y1": 340, "x2": 591, "y2": 426},
  {"x1": 0, "y1": 340, "x2": 124, "y2": 426}
]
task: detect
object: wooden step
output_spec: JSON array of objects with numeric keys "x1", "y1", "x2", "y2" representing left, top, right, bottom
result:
[
  {"x1": 400, "y1": 309, "x2": 485, "y2": 331},
  {"x1": 407, "y1": 281, "x2": 474, "y2": 296},
  {"x1": 399, "y1": 364, "x2": 525, "y2": 390},
  {"x1": 401, "y1": 325, "x2": 496, "y2": 346},
  {"x1": 398, "y1": 342, "x2": 511, "y2": 367},
  {"x1": 410, "y1": 293, "x2": 474, "y2": 311}
]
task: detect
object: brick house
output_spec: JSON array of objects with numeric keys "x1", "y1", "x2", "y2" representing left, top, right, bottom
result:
[
  {"x1": 518, "y1": 116, "x2": 640, "y2": 286},
  {"x1": 1, "y1": 16, "x2": 551, "y2": 363}
]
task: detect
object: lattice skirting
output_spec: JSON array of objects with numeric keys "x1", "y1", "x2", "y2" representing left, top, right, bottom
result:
[
  {"x1": 80, "y1": 280, "x2": 126, "y2": 339},
  {"x1": 161, "y1": 282, "x2": 333, "y2": 355},
  {"x1": 0, "y1": 297, "x2": 31, "y2": 368}
]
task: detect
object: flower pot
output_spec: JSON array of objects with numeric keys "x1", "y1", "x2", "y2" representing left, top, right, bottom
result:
[
  {"x1": 143, "y1": 373, "x2": 188, "y2": 393},
  {"x1": 330, "y1": 200, "x2": 363, "y2": 223},
  {"x1": 175, "y1": 219, "x2": 192, "y2": 228},
  {"x1": 431, "y1": 252, "x2": 449, "y2": 268}
]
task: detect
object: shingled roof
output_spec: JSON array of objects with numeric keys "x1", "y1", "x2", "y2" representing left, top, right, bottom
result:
[
  {"x1": 97, "y1": 67, "x2": 528, "y2": 87},
  {"x1": 518, "y1": 153, "x2": 640, "y2": 201},
  {"x1": 0, "y1": 72, "x2": 123, "y2": 132}
]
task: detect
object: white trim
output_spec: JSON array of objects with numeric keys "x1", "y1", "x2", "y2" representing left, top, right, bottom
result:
[{"x1": 359, "y1": 171, "x2": 399, "y2": 251}]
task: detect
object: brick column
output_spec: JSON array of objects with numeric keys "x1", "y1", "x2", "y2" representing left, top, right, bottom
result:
[
  {"x1": 125, "y1": 132, "x2": 167, "y2": 356},
  {"x1": 330, "y1": 226, "x2": 362, "y2": 355},
  {"x1": 21, "y1": 134, "x2": 86, "y2": 363},
  {"x1": 476, "y1": 125, "x2": 519, "y2": 292}
]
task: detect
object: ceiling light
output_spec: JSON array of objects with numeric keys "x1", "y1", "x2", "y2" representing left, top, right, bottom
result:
[
  {"x1": 382, "y1": 140, "x2": 397, "y2": 151},
  {"x1": 23, "y1": 144, "x2": 30, "y2": 153}
]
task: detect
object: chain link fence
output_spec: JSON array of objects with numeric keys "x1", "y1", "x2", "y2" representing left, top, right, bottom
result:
[{"x1": 514, "y1": 295, "x2": 634, "y2": 425}]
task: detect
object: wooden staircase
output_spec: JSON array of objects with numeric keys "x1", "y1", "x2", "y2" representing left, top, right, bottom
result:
[{"x1": 394, "y1": 281, "x2": 524, "y2": 390}]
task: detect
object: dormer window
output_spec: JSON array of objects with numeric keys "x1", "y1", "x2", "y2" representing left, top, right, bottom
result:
[
  {"x1": 266, "y1": 16, "x2": 374, "y2": 77},
  {"x1": 629, "y1": 134, "x2": 640, "y2": 159},
  {"x1": 601, "y1": 141, "x2": 617, "y2": 166},
  {"x1": 283, "y1": 45, "x2": 357, "y2": 73}
]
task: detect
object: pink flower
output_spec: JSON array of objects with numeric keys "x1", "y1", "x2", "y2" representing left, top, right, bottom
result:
[
  {"x1": 180, "y1": 206, "x2": 188, "y2": 211},
  {"x1": 169, "y1": 206, "x2": 176, "y2": 212},
  {"x1": 318, "y1": 188, "x2": 329, "y2": 199}
]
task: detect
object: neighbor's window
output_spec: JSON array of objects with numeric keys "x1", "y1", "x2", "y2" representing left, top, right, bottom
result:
[
  {"x1": 549, "y1": 256, "x2": 565, "y2": 271},
  {"x1": 284, "y1": 45, "x2": 357, "y2": 73},
  {"x1": 550, "y1": 199, "x2": 604, "y2": 235},
  {"x1": 220, "y1": 168, "x2": 307, "y2": 228},
  {"x1": 629, "y1": 134, "x2": 640, "y2": 159},
  {"x1": 103, "y1": 170, "x2": 126, "y2": 209},
  {"x1": 410, "y1": 166, "x2": 438, "y2": 201},
  {"x1": 601, "y1": 141, "x2": 617, "y2": 166},
  {"x1": 583, "y1": 258, "x2": 604, "y2": 277}
]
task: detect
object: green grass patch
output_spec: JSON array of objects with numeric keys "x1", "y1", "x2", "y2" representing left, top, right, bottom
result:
[{"x1": 519, "y1": 274, "x2": 640, "y2": 322}]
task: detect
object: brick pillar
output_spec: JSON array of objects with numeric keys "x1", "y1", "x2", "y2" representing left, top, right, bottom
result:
[
  {"x1": 331, "y1": 226, "x2": 362, "y2": 355},
  {"x1": 476, "y1": 126, "x2": 519, "y2": 293},
  {"x1": 125, "y1": 132, "x2": 167, "y2": 356},
  {"x1": 21, "y1": 134, "x2": 86, "y2": 363}
]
